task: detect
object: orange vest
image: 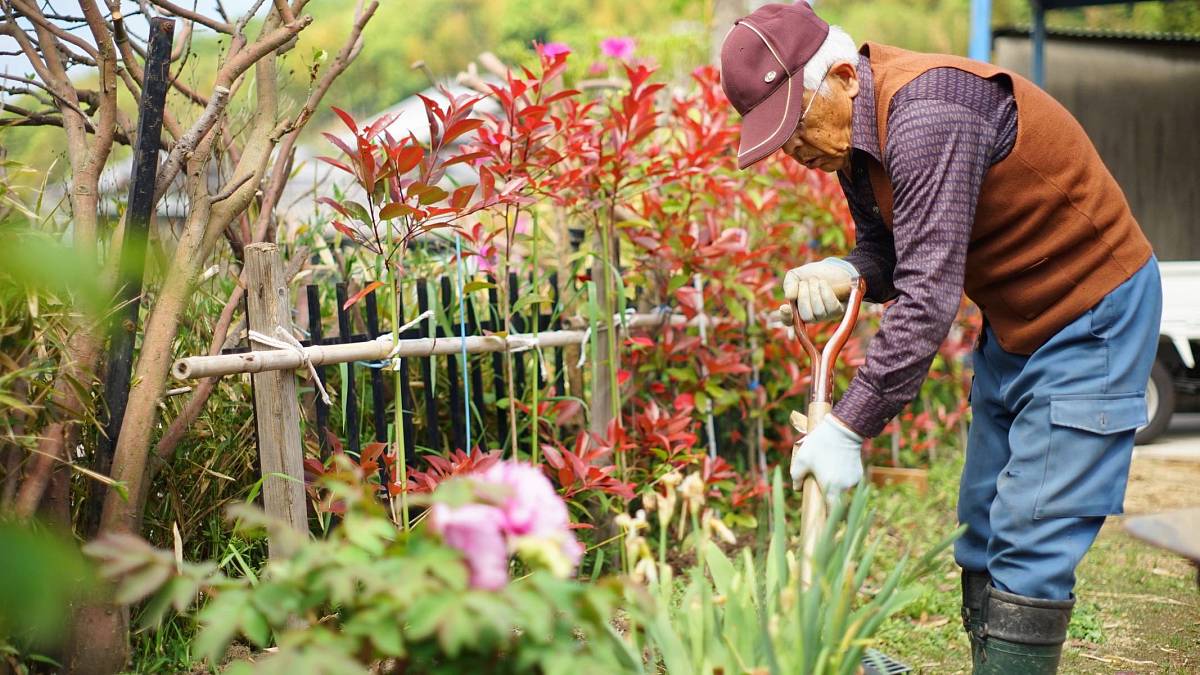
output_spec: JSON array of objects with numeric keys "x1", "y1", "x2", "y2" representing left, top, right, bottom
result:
[{"x1": 860, "y1": 42, "x2": 1152, "y2": 355}]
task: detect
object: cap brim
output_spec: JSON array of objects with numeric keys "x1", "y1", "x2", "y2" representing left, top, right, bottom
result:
[{"x1": 735, "y1": 73, "x2": 806, "y2": 170}]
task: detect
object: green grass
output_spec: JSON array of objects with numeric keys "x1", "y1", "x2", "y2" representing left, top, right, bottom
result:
[{"x1": 868, "y1": 455, "x2": 1200, "y2": 674}]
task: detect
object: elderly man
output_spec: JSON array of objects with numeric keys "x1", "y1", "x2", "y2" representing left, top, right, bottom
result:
[{"x1": 719, "y1": 2, "x2": 1160, "y2": 673}]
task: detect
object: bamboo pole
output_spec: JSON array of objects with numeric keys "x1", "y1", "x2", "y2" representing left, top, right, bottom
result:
[
  {"x1": 174, "y1": 311, "x2": 787, "y2": 380},
  {"x1": 244, "y1": 244, "x2": 308, "y2": 559}
]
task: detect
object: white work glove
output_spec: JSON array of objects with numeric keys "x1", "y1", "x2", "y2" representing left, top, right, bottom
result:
[
  {"x1": 789, "y1": 415, "x2": 865, "y2": 501},
  {"x1": 780, "y1": 258, "x2": 857, "y2": 326}
]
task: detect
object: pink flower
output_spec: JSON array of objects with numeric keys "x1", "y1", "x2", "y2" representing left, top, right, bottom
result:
[
  {"x1": 587, "y1": 61, "x2": 607, "y2": 76},
  {"x1": 538, "y1": 42, "x2": 571, "y2": 58},
  {"x1": 429, "y1": 503, "x2": 510, "y2": 590},
  {"x1": 600, "y1": 36, "x2": 636, "y2": 60},
  {"x1": 480, "y1": 462, "x2": 571, "y2": 538},
  {"x1": 429, "y1": 460, "x2": 583, "y2": 590}
]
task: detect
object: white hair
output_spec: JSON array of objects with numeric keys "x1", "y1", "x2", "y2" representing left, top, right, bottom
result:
[{"x1": 803, "y1": 25, "x2": 858, "y2": 95}]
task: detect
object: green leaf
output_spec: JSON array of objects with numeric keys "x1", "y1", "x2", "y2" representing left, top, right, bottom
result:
[
  {"x1": 511, "y1": 293, "x2": 551, "y2": 314},
  {"x1": 240, "y1": 604, "x2": 271, "y2": 647},
  {"x1": 345, "y1": 201, "x2": 371, "y2": 222},
  {"x1": 703, "y1": 541, "x2": 737, "y2": 597},
  {"x1": 114, "y1": 561, "x2": 172, "y2": 605},
  {"x1": 417, "y1": 185, "x2": 449, "y2": 205},
  {"x1": 463, "y1": 280, "x2": 496, "y2": 293},
  {"x1": 379, "y1": 202, "x2": 417, "y2": 220},
  {"x1": 193, "y1": 590, "x2": 248, "y2": 665}
]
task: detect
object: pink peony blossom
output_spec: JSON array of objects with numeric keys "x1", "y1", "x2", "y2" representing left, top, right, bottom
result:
[
  {"x1": 538, "y1": 42, "x2": 571, "y2": 58},
  {"x1": 600, "y1": 36, "x2": 636, "y2": 60},
  {"x1": 429, "y1": 461, "x2": 583, "y2": 590},
  {"x1": 480, "y1": 462, "x2": 570, "y2": 537},
  {"x1": 429, "y1": 502, "x2": 510, "y2": 590}
]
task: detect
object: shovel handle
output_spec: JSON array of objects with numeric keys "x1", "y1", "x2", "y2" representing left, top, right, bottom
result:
[{"x1": 792, "y1": 277, "x2": 866, "y2": 589}]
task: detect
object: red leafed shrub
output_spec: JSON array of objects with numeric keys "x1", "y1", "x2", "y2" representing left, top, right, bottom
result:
[
  {"x1": 540, "y1": 432, "x2": 636, "y2": 501},
  {"x1": 400, "y1": 447, "x2": 504, "y2": 495}
]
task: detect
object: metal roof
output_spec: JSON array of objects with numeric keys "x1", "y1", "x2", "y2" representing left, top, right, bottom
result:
[{"x1": 994, "y1": 24, "x2": 1200, "y2": 47}]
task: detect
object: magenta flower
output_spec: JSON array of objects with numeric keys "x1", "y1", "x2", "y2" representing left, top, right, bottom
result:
[
  {"x1": 538, "y1": 42, "x2": 571, "y2": 58},
  {"x1": 429, "y1": 502, "x2": 510, "y2": 590},
  {"x1": 600, "y1": 36, "x2": 636, "y2": 60}
]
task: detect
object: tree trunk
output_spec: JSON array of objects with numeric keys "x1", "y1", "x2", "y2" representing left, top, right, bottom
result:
[
  {"x1": 99, "y1": 194, "x2": 213, "y2": 533},
  {"x1": 63, "y1": 602, "x2": 129, "y2": 675}
]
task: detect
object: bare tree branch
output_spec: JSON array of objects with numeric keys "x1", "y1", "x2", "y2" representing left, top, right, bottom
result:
[
  {"x1": 0, "y1": 73, "x2": 89, "y2": 119},
  {"x1": 169, "y1": 18, "x2": 191, "y2": 61},
  {"x1": 271, "y1": 0, "x2": 294, "y2": 25},
  {"x1": 147, "y1": 0, "x2": 233, "y2": 33},
  {"x1": 8, "y1": 0, "x2": 101, "y2": 60},
  {"x1": 154, "y1": 85, "x2": 231, "y2": 201},
  {"x1": 255, "y1": 0, "x2": 377, "y2": 243},
  {"x1": 210, "y1": 170, "x2": 252, "y2": 204}
]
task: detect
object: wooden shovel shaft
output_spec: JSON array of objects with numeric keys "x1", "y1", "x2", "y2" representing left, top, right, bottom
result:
[
  {"x1": 792, "y1": 277, "x2": 867, "y2": 590},
  {"x1": 799, "y1": 401, "x2": 832, "y2": 589}
]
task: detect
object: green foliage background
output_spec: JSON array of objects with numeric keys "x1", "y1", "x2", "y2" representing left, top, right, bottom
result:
[{"x1": 7, "y1": 0, "x2": 1199, "y2": 184}]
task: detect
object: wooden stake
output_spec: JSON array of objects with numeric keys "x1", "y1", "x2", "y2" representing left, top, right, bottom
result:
[{"x1": 244, "y1": 243, "x2": 307, "y2": 558}]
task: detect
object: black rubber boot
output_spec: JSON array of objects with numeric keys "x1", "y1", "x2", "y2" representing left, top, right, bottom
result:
[
  {"x1": 960, "y1": 569, "x2": 991, "y2": 664},
  {"x1": 973, "y1": 586, "x2": 1074, "y2": 674}
]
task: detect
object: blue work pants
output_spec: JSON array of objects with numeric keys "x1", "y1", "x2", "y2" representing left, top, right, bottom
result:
[{"x1": 954, "y1": 258, "x2": 1162, "y2": 600}]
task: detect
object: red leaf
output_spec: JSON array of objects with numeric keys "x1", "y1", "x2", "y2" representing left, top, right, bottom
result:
[
  {"x1": 443, "y1": 150, "x2": 488, "y2": 168},
  {"x1": 393, "y1": 146, "x2": 423, "y2": 175},
  {"x1": 321, "y1": 132, "x2": 356, "y2": 159},
  {"x1": 627, "y1": 336, "x2": 654, "y2": 348},
  {"x1": 331, "y1": 106, "x2": 358, "y2": 133},
  {"x1": 450, "y1": 184, "x2": 476, "y2": 210},
  {"x1": 361, "y1": 442, "x2": 387, "y2": 464},
  {"x1": 617, "y1": 369, "x2": 632, "y2": 385},
  {"x1": 317, "y1": 156, "x2": 356, "y2": 177},
  {"x1": 543, "y1": 89, "x2": 580, "y2": 105},
  {"x1": 342, "y1": 281, "x2": 384, "y2": 310},
  {"x1": 365, "y1": 111, "x2": 401, "y2": 141},
  {"x1": 316, "y1": 197, "x2": 349, "y2": 217},
  {"x1": 540, "y1": 443, "x2": 565, "y2": 469},
  {"x1": 443, "y1": 118, "x2": 484, "y2": 145},
  {"x1": 332, "y1": 221, "x2": 359, "y2": 240}
]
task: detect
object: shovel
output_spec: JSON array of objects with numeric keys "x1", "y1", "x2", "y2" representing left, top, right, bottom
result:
[{"x1": 787, "y1": 274, "x2": 867, "y2": 589}]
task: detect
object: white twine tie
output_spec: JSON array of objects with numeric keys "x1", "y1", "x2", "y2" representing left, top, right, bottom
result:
[
  {"x1": 375, "y1": 309, "x2": 435, "y2": 367},
  {"x1": 576, "y1": 325, "x2": 592, "y2": 368},
  {"x1": 248, "y1": 326, "x2": 332, "y2": 405}
]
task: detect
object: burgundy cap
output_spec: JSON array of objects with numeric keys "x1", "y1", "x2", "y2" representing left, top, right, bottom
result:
[{"x1": 720, "y1": 2, "x2": 830, "y2": 169}]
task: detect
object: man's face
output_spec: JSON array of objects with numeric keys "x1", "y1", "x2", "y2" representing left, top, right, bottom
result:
[{"x1": 780, "y1": 61, "x2": 859, "y2": 173}]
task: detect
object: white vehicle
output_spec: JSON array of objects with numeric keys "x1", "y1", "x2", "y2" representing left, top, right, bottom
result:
[{"x1": 1138, "y1": 261, "x2": 1200, "y2": 444}]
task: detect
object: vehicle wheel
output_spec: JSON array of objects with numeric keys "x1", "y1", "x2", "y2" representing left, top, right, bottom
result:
[{"x1": 1135, "y1": 359, "x2": 1175, "y2": 445}]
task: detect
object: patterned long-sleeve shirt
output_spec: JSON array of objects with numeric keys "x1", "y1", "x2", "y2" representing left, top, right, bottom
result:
[{"x1": 832, "y1": 55, "x2": 1018, "y2": 438}]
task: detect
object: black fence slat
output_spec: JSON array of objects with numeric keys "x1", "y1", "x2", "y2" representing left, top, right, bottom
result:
[
  {"x1": 364, "y1": 291, "x2": 390, "y2": 488},
  {"x1": 465, "y1": 294, "x2": 486, "y2": 449},
  {"x1": 306, "y1": 285, "x2": 330, "y2": 459},
  {"x1": 441, "y1": 276, "x2": 467, "y2": 453},
  {"x1": 509, "y1": 272, "x2": 526, "y2": 402},
  {"x1": 550, "y1": 273, "x2": 565, "y2": 395},
  {"x1": 396, "y1": 291, "x2": 416, "y2": 464},
  {"x1": 487, "y1": 277, "x2": 508, "y2": 449},
  {"x1": 335, "y1": 283, "x2": 360, "y2": 456},
  {"x1": 416, "y1": 280, "x2": 441, "y2": 452},
  {"x1": 532, "y1": 273, "x2": 547, "y2": 390}
]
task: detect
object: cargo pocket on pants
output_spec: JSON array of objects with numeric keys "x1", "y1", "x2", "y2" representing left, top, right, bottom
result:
[{"x1": 1033, "y1": 394, "x2": 1147, "y2": 520}]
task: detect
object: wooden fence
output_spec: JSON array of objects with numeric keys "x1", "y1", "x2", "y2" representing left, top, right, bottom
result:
[{"x1": 175, "y1": 244, "x2": 711, "y2": 555}]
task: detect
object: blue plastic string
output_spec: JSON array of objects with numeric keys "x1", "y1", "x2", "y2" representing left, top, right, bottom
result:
[{"x1": 455, "y1": 232, "x2": 472, "y2": 451}]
